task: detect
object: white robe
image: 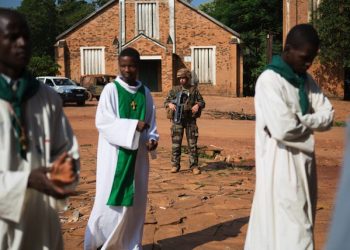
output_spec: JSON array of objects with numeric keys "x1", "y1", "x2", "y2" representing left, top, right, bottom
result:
[
  {"x1": 244, "y1": 70, "x2": 334, "y2": 250},
  {"x1": 0, "y1": 84, "x2": 80, "y2": 250},
  {"x1": 325, "y1": 122, "x2": 350, "y2": 250},
  {"x1": 84, "y1": 77, "x2": 159, "y2": 250}
]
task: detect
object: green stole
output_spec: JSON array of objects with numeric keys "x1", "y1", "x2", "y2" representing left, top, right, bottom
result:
[
  {"x1": 266, "y1": 55, "x2": 309, "y2": 115},
  {"x1": 107, "y1": 80, "x2": 146, "y2": 206},
  {"x1": 0, "y1": 71, "x2": 40, "y2": 159}
]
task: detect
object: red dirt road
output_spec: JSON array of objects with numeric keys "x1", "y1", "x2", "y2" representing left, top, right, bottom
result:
[{"x1": 61, "y1": 96, "x2": 349, "y2": 250}]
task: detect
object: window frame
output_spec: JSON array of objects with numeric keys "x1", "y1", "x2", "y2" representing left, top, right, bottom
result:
[
  {"x1": 135, "y1": 1, "x2": 159, "y2": 39},
  {"x1": 190, "y1": 46, "x2": 216, "y2": 85},
  {"x1": 80, "y1": 46, "x2": 106, "y2": 76}
]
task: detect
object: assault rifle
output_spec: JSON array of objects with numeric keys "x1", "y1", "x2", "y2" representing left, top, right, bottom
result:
[{"x1": 172, "y1": 91, "x2": 189, "y2": 124}]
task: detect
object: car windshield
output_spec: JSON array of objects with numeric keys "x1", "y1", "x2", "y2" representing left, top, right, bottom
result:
[{"x1": 53, "y1": 78, "x2": 76, "y2": 86}]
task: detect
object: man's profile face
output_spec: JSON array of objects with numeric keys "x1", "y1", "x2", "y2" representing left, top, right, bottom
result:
[
  {"x1": 119, "y1": 56, "x2": 138, "y2": 84},
  {"x1": 285, "y1": 43, "x2": 318, "y2": 74},
  {"x1": 0, "y1": 15, "x2": 31, "y2": 72}
]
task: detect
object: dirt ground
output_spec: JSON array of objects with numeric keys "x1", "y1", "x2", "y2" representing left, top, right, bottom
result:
[{"x1": 61, "y1": 95, "x2": 350, "y2": 250}]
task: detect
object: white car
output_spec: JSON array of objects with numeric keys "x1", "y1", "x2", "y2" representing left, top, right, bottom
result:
[{"x1": 37, "y1": 76, "x2": 87, "y2": 106}]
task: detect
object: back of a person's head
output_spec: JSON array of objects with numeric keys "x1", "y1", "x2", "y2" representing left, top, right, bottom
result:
[
  {"x1": 285, "y1": 23, "x2": 320, "y2": 50},
  {"x1": 119, "y1": 47, "x2": 140, "y2": 64}
]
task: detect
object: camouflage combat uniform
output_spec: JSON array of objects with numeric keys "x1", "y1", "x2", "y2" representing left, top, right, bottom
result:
[{"x1": 164, "y1": 85, "x2": 205, "y2": 171}]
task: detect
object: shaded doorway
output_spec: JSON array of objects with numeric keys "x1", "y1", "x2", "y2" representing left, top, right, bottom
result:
[{"x1": 139, "y1": 59, "x2": 161, "y2": 92}]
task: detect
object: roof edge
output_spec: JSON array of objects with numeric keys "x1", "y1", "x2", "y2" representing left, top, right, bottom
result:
[
  {"x1": 56, "y1": 0, "x2": 117, "y2": 40},
  {"x1": 56, "y1": 0, "x2": 240, "y2": 40}
]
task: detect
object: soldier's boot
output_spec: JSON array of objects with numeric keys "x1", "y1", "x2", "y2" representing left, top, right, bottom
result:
[
  {"x1": 171, "y1": 166, "x2": 180, "y2": 173},
  {"x1": 192, "y1": 167, "x2": 201, "y2": 175}
]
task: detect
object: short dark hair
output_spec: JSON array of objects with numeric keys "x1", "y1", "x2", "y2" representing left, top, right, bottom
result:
[
  {"x1": 285, "y1": 24, "x2": 320, "y2": 50},
  {"x1": 0, "y1": 8, "x2": 27, "y2": 29},
  {"x1": 119, "y1": 47, "x2": 140, "y2": 64}
]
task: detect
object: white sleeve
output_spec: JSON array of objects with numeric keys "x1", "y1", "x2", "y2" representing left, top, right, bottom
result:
[
  {"x1": 297, "y1": 77, "x2": 334, "y2": 131},
  {"x1": 256, "y1": 71, "x2": 311, "y2": 141},
  {"x1": 0, "y1": 170, "x2": 30, "y2": 223},
  {"x1": 325, "y1": 121, "x2": 350, "y2": 250},
  {"x1": 95, "y1": 84, "x2": 140, "y2": 150},
  {"x1": 145, "y1": 89, "x2": 159, "y2": 142}
]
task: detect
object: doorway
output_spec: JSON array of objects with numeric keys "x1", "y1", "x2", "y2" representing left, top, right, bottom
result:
[{"x1": 138, "y1": 59, "x2": 161, "y2": 92}]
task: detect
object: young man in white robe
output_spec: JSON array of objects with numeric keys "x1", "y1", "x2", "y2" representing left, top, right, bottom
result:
[
  {"x1": 244, "y1": 24, "x2": 334, "y2": 250},
  {"x1": 0, "y1": 8, "x2": 80, "y2": 250},
  {"x1": 84, "y1": 47, "x2": 159, "y2": 250}
]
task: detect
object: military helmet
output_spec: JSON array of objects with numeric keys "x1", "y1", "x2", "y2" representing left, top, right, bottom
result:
[{"x1": 176, "y1": 68, "x2": 191, "y2": 79}]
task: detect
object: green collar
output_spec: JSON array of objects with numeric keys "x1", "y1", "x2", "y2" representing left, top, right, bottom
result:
[
  {"x1": 0, "y1": 71, "x2": 40, "y2": 159},
  {"x1": 266, "y1": 55, "x2": 309, "y2": 115}
]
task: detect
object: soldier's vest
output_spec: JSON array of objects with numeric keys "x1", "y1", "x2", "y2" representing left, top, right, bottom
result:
[{"x1": 173, "y1": 85, "x2": 202, "y2": 121}]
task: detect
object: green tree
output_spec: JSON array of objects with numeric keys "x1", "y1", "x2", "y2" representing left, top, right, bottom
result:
[
  {"x1": 18, "y1": 0, "x2": 57, "y2": 57},
  {"x1": 315, "y1": 0, "x2": 350, "y2": 69},
  {"x1": 92, "y1": 0, "x2": 111, "y2": 8},
  {"x1": 28, "y1": 55, "x2": 60, "y2": 76},
  {"x1": 56, "y1": 0, "x2": 95, "y2": 34},
  {"x1": 200, "y1": 0, "x2": 283, "y2": 96}
]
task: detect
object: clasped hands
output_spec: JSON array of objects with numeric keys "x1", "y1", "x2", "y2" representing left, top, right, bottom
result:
[{"x1": 28, "y1": 152, "x2": 78, "y2": 199}]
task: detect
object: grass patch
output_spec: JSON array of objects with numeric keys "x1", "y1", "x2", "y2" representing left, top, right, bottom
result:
[{"x1": 334, "y1": 121, "x2": 347, "y2": 127}]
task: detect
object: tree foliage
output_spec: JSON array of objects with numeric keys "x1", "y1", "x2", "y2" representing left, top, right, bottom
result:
[
  {"x1": 200, "y1": 0, "x2": 282, "y2": 95},
  {"x1": 27, "y1": 55, "x2": 60, "y2": 76},
  {"x1": 315, "y1": 0, "x2": 350, "y2": 69},
  {"x1": 92, "y1": 0, "x2": 112, "y2": 8},
  {"x1": 56, "y1": 0, "x2": 96, "y2": 34},
  {"x1": 18, "y1": 0, "x2": 57, "y2": 57},
  {"x1": 18, "y1": 0, "x2": 96, "y2": 76}
]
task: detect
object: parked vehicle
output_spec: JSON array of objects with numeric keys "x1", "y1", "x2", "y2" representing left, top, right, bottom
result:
[
  {"x1": 37, "y1": 76, "x2": 87, "y2": 106},
  {"x1": 80, "y1": 74, "x2": 116, "y2": 101}
]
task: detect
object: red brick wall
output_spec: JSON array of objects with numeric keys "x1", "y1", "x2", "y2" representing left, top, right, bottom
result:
[
  {"x1": 56, "y1": 3, "x2": 119, "y2": 82},
  {"x1": 174, "y1": 1, "x2": 241, "y2": 96},
  {"x1": 56, "y1": 0, "x2": 242, "y2": 96}
]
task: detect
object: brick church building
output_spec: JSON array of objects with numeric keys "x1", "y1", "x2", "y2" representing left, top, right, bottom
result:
[{"x1": 55, "y1": 0, "x2": 243, "y2": 96}]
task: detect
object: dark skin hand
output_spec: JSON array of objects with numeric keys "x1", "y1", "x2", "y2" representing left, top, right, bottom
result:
[
  {"x1": 27, "y1": 152, "x2": 78, "y2": 199},
  {"x1": 136, "y1": 121, "x2": 150, "y2": 132},
  {"x1": 146, "y1": 140, "x2": 158, "y2": 151}
]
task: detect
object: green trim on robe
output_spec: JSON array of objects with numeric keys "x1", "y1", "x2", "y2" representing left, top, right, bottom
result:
[
  {"x1": 0, "y1": 71, "x2": 40, "y2": 159},
  {"x1": 107, "y1": 80, "x2": 146, "y2": 206}
]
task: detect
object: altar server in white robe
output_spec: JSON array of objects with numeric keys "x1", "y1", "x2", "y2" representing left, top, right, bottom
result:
[
  {"x1": 0, "y1": 8, "x2": 80, "y2": 250},
  {"x1": 244, "y1": 24, "x2": 334, "y2": 250},
  {"x1": 84, "y1": 47, "x2": 159, "y2": 250}
]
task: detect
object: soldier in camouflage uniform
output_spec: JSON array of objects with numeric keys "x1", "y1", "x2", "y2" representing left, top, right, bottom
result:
[{"x1": 164, "y1": 68, "x2": 205, "y2": 175}]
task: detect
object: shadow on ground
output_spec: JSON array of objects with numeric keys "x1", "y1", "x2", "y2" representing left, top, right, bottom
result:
[
  {"x1": 201, "y1": 162, "x2": 255, "y2": 172},
  {"x1": 143, "y1": 216, "x2": 249, "y2": 250}
]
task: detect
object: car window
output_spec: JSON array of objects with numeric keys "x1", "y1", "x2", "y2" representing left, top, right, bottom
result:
[
  {"x1": 53, "y1": 78, "x2": 76, "y2": 86},
  {"x1": 96, "y1": 77, "x2": 104, "y2": 85},
  {"x1": 45, "y1": 79, "x2": 54, "y2": 87}
]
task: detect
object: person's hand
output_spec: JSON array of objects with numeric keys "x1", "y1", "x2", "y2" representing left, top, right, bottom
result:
[
  {"x1": 146, "y1": 140, "x2": 158, "y2": 151},
  {"x1": 27, "y1": 168, "x2": 74, "y2": 199},
  {"x1": 136, "y1": 121, "x2": 150, "y2": 132},
  {"x1": 50, "y1": 152, "x2": 77, "y2": 187},
  {"x1": 168, "y1": 103, "x2": 176, "y2": 111},
  {"x1": 192, "y1": 103, "x2": 200, "y2": 114}
]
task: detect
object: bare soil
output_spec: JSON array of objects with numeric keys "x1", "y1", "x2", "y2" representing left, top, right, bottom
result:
[{"x1": 61, "y1": 96, "x2": 350, "y2": 250}]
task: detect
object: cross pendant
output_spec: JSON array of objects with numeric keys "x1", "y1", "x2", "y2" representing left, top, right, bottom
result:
[{"x1": 131, "y1": 100, "x2": 137, "y2": 110}]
